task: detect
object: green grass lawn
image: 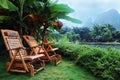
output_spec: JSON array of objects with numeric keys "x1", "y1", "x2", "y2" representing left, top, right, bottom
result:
[{"x1": 0, "y1": 57, "x2": 101, "y2": 80}]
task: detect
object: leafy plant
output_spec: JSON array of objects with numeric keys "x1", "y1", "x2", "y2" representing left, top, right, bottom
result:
[{"x1": 55, "y1": 43, "x2": 120, "y2": 80}]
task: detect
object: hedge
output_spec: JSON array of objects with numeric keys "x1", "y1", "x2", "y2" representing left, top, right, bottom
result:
[{"x1": 54, "y1": 43, "x2": 120, "y2": 80}]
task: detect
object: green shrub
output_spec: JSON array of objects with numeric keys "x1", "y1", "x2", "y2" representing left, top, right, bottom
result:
[{"x1": 55, "y1": 43, "x2": 120, "y2": 80}]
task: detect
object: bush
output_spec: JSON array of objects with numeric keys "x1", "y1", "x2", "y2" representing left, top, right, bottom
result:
[{"x1": 55, "y1": 43, "x2": 120, "y2": 80}]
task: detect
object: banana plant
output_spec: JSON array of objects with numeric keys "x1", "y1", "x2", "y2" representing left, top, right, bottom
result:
[
  {"x1": 0, "y1": 0, "x2": 33, "y2": 35},
  {"x1": 24, "y1": 0, "x2": 81, "y2": 40},
  {"x1": 0, "y1": 0, "x2": 81, "y2": 40}
]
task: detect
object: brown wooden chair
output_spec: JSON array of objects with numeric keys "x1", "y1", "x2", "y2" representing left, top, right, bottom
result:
[
  {"x1": 23, "y1": 35, "x2": 62, "y2": 66},
  {"x1": 1, "y1": 29, "x2": 45, "y2": 76}
]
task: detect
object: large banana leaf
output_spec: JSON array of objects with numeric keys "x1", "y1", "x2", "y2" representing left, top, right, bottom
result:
[
  {"x1": 50, "y1": 4, "x2": 74, "y2": 13},
  {"x1": 0, "y1": 0, "x2": 18, "y2": 11},
  {"x1": 61, "y1": 15, "x2": 81, "y2": 24},
  {"x1": 50, "y1": 3, "x2": 81, "y2": 24}
]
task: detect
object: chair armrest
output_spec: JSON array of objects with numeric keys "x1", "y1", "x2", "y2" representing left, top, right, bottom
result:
[
  {"x1": 30, "y1": 44, "x2": 42, "y2": 48},
  {"x1": 43, "y1": 42, "x2": 54, "y2": 45},
  {"x1": 8, "y1": 47, "x2": 27, "y2": 51}
]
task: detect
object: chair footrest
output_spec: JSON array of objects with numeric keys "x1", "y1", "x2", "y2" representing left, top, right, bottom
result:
[
  {"x1": 10, "y1": 69, "x2": 27, "y2": 73},
  {"x1": 56, "y1": 60, "x2": 62, "y2": 65},
  {"x1": 34, "y1": 67, "x2": 44, "y2": 74}
]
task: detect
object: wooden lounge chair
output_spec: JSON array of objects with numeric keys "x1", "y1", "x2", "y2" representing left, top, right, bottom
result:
[
  {"x1": 1, "y1": 29, "x2": 45, "y2": 76},
  {"x1": 23, "y1": 35, "x2": 62, "y2": 66}
]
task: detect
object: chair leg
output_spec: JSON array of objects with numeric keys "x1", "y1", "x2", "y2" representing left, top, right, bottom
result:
[
  {"x1": 6, "y1": 62, "x2": 10, "y2": 72},
  {"x1": 53, "y1": 57, "x2": 57, "y2": 66},
  {"x1": 40, "y1": 60, "x2": 45, "y2": 68},
  {"x1": 56, "y1": 54, "x2": 62, "y2": 65},
  {"x1": 27, "y1": 64, "x2": 35, "y2": 76},
  {"x1": 51, "y1": 54, "x2": 62, "y2": 66}
]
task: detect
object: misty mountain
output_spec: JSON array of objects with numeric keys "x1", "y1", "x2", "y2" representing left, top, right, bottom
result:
[
  {"x1": 83, "y1": 18, "x2": 93, "y2": 28},
  {"x1": 84, "y1": 9, "x2": 120, "y2": 30}
]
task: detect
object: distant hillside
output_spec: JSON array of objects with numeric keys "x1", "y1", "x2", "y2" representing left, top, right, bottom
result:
[
  {"x1": 94, "y1": 9, "x2": 120, "y2": 30},
  {"x1": 83, "y1": 18, "x2": 93, "y2": 28},
  {"x1": 83, "y1": 9, "x2": 120, "y2": 30}
]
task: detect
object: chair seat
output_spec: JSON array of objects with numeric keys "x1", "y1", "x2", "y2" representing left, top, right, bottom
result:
[{"x1": 16, "y1": 54, "x2": 45, "y2": 61}]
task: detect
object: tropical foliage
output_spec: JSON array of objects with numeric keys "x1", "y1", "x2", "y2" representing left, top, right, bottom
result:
[
  {"x1": 54, "y1": 42, "x2": 120, "y2": 80},
  {"x1": 0, "y1": 0, "x2": 81, "y2": 40},
  {"x1": 58, "y1": 24, "x2": 120, "y2": 42}
]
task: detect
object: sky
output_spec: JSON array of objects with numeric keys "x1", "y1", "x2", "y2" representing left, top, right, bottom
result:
[{"x1": 57, "y1": 0, "x2": 120, "y2": 27}]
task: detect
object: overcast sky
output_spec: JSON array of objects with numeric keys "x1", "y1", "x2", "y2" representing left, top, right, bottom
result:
[{"x1": 57, "y1": 0, "x2": 120, "y2": 27}]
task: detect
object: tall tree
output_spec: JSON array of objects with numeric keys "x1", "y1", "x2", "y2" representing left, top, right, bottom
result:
[
  {"x1": 59, "y1": 27, "x2": 72, "y2": 34},
  {"x1": 91, "y1": 24, "x2": 114, "y2": 42},
  {"x1": 72, "y1": 27, "x2": 91, "y2": 42}
]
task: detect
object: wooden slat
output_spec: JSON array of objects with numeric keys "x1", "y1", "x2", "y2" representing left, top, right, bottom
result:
[
  {"x1": 34, "y1": 67, "x2": 44, "y2": 74},
  {"x1": 10, "y1": 69, "x2": 26, "y2": 73}
]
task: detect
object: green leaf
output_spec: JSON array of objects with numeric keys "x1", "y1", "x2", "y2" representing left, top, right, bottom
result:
[
  {"x1": 19, "y1": 0, "x2": 25, "y2": 6},
  {"x1": 0, "y1": 15, "x2": 11, "y2": 20},
  {"x1": 57, "y1": 14, "x2": 81, "y2": 24},
  {"x1": 0, "y1": 0, "x2": 18, "y2": 11},
  {"x1": 62, "y1": 16, "x2": 82, "y2": 24},
  {"x1": 25, "y1": 0, "x2": 38, "y2": 5},
  {"x1": 49, "y1": 3, "x2": 81, "y2": 24},
  {"x1": 50, "y1": 4, "x2": 74, "y2": 13}
]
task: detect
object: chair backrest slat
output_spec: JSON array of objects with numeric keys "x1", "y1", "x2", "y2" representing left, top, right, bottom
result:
[
  {"x1": 1, "y1": 29, "x2": 26, "y2": 59},
  {"x1": 24, "y1": 36, "x2": 38, "y2": 47},
  {"x1": 23, "y1": 35, "x2": 41, "y2": 54},
  {"x1": 7, "y1": 38, "x2": 22, "y2": 49}
]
